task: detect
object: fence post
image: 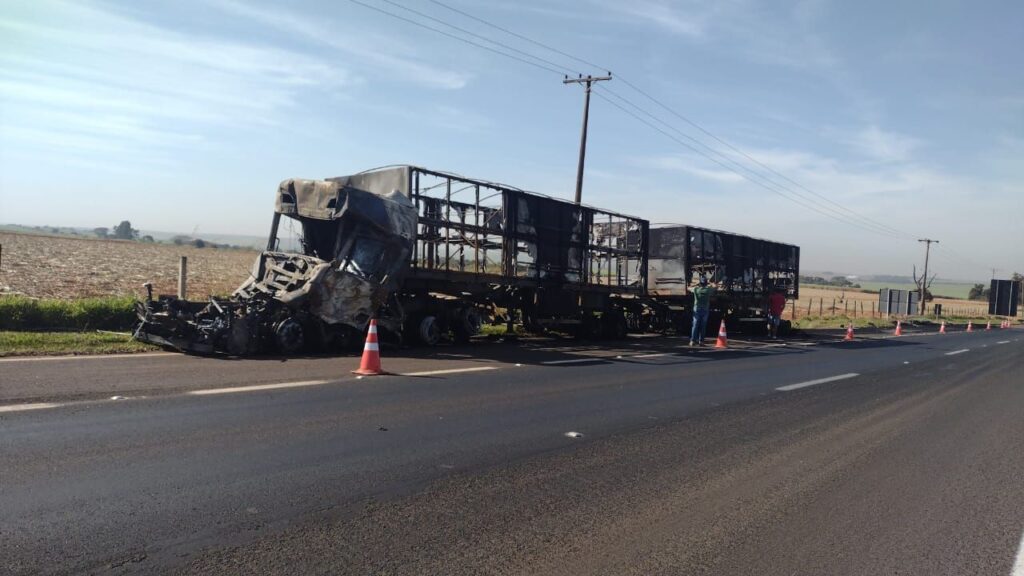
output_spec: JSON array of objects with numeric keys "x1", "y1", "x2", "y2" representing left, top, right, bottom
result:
[
  {"x1": 791, "y1": 298, "x2": 796, "y2": 320},
  {"x1": 807, "y1": 299, "x2": 812, "y2": 316},
  {"x1": 819, "y1": 299, "x2": 823, "y2": 316},
  {"x1": 178, "y1": 256, "x2": 188, "y2": 300},
  {"x1": 832, "y1": 298, "x2": 836, "y2": 315}
]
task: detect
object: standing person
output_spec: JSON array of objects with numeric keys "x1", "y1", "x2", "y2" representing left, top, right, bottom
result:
[
  {"x1": 690, "y1": 275, "x2": 717, "y2": 346},
  {"x1": 767, "y1": 286, "x2": 787, "y2": 340}
]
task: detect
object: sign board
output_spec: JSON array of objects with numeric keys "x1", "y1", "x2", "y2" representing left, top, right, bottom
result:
[
  {"x1": 989, "y1": 279, "x2": 1020, "y2": 316},
  {"x1": 879, "y1": 288, "x2": 919, "y2": 316}
]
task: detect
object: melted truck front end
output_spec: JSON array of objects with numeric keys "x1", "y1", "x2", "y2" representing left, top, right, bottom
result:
[{"x1": 135, "y1": 168, "x2": 417, "y2": 355}]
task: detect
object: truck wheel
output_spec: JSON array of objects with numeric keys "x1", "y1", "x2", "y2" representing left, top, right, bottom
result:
[
  {"x1": 417, "y1": 315, "x2": 442, "y2": 346},
  {"x1": 274, "y1": 318, "x2": 305, "y2": 354},
  {"x1": 453, "y1": 308, "x2": 483, "y2": 343}
]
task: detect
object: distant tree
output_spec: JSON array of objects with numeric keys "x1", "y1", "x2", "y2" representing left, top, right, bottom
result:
[
  {"x1": 111, "y1": 220, "x2": 138, "y2": 240},
  {"x1": 93, "y1": 227, "x2": 109, "y2": 238},
  {"x1": 192, "y1": 238, "x2": 206, "y2": 248},
  {"x1": 141, "y1": 235, "x2": 155, "y2": 243},
  {"x1": 171, "y1": 235, "x2": 189, "y2": 246},
  {"x1": 968, "y1": 283, "x2": 989, "y2": 300},
  {"x1": 829, "y1": 276, "x2": 854, "y2": 288}
]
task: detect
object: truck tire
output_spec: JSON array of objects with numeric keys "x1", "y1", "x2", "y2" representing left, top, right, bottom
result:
[
  {"x1": 453, "y1": 308, "x2": 483, "y2": 343},
  {"x1": 417, "y1": 315, "x2": 442, "y2": 346},
  {"x1": 274, "y1": 318, "x2": 305, "y2": 354}
]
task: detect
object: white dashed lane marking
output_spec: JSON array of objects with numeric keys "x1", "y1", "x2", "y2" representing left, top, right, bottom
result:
[{"x1": 776, "y1": 373, "x2": 860, "y2": 392}]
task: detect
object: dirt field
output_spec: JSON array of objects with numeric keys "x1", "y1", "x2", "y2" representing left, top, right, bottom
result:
[
  {"x1": 793, "y1": 285, "x2": 990, "y2": 319},
  {"x1": 0, "y1": 232, "x2": 259, "y2": 300},
  {"x1": 0, "y1": 231, "x2": 998, "y2": 319}
]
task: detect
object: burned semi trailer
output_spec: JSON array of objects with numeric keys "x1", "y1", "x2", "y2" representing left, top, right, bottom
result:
[
  {"x1": 647, "y1": 225, "x2": 800, "y2": 333},
  {"x1": 135, "y1": 166, "x2": 649, "y2": 354},
  {"x1": 399, "y1": 167, "x2": 648, "y2": 342}
]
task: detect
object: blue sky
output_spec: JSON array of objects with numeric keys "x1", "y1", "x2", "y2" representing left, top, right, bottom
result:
[{"x1": 1, "y1": 0, "x2": 1021, "y2": 278}]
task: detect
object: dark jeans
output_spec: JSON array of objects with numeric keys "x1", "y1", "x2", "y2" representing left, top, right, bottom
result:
[{"x1": 691, "y1": 308, "x2": 709, "y2": 343}]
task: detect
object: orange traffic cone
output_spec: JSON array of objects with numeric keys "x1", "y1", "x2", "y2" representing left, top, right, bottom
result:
[
  {"x1": 844, "y1": 324, "x2": 855, "y2": 341},
  {"x1": 353, "y1": 319, "x2": 387, "y2": 375},
  {"x1": 714, "y1": 320, "x2": 728, "y2": 348},
  {"x1": 894, "y1": 320, "x2": 903, "y2": 336},
  {"x1": 966, "y1": 321, "x2": 973, "y2": 333},
  {"x1": 939, "y1": 321, "x2": 947, "y2": 334}
]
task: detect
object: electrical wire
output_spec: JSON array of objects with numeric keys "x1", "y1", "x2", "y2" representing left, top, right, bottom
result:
[
  {"x1": 418, "y1": 0, "x2": 917, "y2": 240},
  {"x1": 351, "y1": 0, "x2": 921, "y2": 240},
  {"x1": 344, "y1": 0, "x2": 567, "y2": 76}
]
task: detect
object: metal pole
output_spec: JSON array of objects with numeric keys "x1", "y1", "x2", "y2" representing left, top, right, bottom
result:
[
  {"x1": 918, "y1": 238, "x2": 938, "y2": 315},
  {"x1": 564, "y1": 74, "x2": 612, "y2": 204},
  {"x1": 178, "y1": 256, "x2": 188, "y2": 300}
]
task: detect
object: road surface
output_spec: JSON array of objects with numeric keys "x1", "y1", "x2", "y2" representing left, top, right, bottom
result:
[{"x1": 1, "y1": 327, "x2": 1022, "y2": 575}]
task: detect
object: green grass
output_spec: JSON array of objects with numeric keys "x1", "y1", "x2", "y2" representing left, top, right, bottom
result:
[
  {"x1": 0, "y1": 296, "x2": 137, "y2": 331},
  {"x1": 0, "y1": 331, "x2": 157, "y2": 357}
]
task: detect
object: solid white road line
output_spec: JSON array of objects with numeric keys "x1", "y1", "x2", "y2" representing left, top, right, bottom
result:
[
  {"x1": 998, "y1": 340, "x2": 1011, "y2": 344},
  {"x1": 188, "y1": 380, "x2": 331, "y2": 395},
  {"x1": 0, "y1": 352, "x2": 174, "y2": 363},
  {"x1": 944, "y1": 349, "x2": 969, "y2": 356},
  {"x1": 0, "y1": 402, "x2": 62, "y2": 413},
  {"x1": 403, "y1": 367, "x2": 498, "y2": 376},
  {"x1": 776, "y1": 373, "x2": 860, "y2": 392},
  {"x1": 632, "y1": 353, "x2": 671, "y2": 358},
  {"x1": 1012, "y1": 529, "x2": 1024, "y2": 576},
  {"x1": 540, "y1": 358, "x2": 608, "y2": 365}
]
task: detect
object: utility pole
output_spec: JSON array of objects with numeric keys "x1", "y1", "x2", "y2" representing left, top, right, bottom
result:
[
  {"x1": 918, "y1": 238, "x2": 938, "y2": 315},
  {"x1": 564, "y1": 73, "x2": 612, "y2": 204}
]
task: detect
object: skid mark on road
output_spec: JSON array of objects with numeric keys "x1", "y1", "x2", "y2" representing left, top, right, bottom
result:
[{"x1": 944, "y1": 349, "x2": 969, "y2": 356}]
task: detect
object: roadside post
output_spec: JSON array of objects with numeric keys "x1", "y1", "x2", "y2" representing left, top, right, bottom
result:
[{"x1": 178, "y1": 256, "x2": 188, "y2": 300}]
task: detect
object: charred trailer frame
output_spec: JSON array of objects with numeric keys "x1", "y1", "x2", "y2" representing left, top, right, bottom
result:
[
  {"x1": 396, "y1": 167, "x2": 650, "y2": 342},
  {"x1": 647, "y1": 225, "x2": 800, "y2": 334}
]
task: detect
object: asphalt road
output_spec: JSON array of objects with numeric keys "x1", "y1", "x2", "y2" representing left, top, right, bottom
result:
[{"x1": 1, "y1": 327, "x2": 1022, "y2": 575}]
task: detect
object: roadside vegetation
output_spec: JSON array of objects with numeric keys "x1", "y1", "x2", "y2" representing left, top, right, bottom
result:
[
  {"x1": 0, "y1": 331, "x2": 156, "y2": 357},
  {"x1": 793, "y1": 313, "x2": 1012, "y2": 330},
  {"x1": 0, "y1": 296, "x2": 136, "y2": 331},
  {"x1": 0, "y1": 296, "x2": 158, "y2": 357}
]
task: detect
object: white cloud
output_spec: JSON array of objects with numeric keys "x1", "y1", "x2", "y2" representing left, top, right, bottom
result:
[
  {"x1": 211, "y1": 0, "x2": 471, "y2": 90},
  {"x1": 599, "y1": 0, "x2": 710, "y2": 38},
  {"x1": 848, "y1": 126, "x2": 923, "y2": 163},
  {"x1": 0, "y1": 0, "x2": 354, "y2": 167}
]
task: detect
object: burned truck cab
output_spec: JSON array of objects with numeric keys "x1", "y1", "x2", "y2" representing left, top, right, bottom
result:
[{"x1": 134, "y1": 169, "x2": 417, "y2": 355}]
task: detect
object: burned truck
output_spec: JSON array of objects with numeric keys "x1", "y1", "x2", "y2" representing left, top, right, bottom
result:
[{"x1": 135, "y1": 166, "x2": 649, "y2": 354}]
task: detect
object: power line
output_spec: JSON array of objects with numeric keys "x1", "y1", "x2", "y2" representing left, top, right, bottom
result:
[
  {"x1": 610, "y1": 75, "x2": 914, "y2": 239},
  {"x1": 350, "y1": 0, "x2": 920, "y2": 240},
  {"x1": 595, "y1": 86, "x2": 909, "y2": 239},
  {"x1": 592, "y1": 91, "x2": 909, "y2": 239},
  {"x1": 425, "y1": 0, "x2": 607, "y2": 72},
  {"x1": 417, "y1": 0, "x2": 916, "y2": 240},
  {"x1": 344, "y1": 0, "x2": 567, "y2": 76},
  {"x1": 378, "y1": 0, "x2": 582, "y2": 77}
]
